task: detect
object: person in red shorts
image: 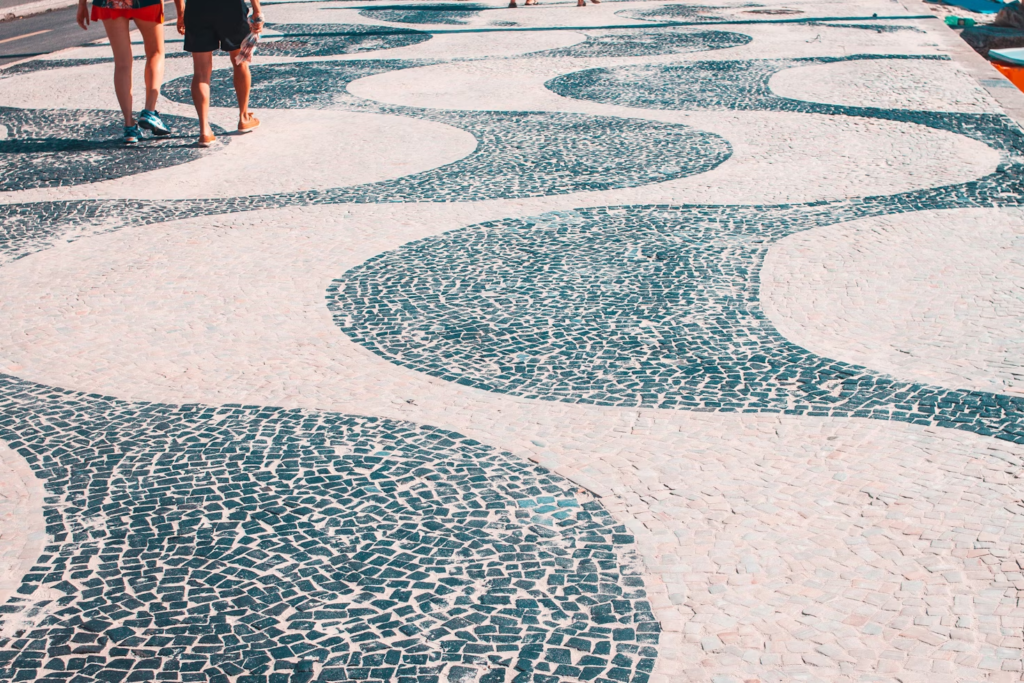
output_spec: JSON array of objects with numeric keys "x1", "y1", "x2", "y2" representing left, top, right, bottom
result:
[
  {"x1": 173, "y1": 0, "x2": 263, "y2": 147},
  {"x1": 76, "y1": 0, "x2": 173, "y2": 144}
]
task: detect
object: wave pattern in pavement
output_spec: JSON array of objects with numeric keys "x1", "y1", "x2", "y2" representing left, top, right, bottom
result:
[
  {"x1": 0, "y1": 374, "x2": 656, "y2": 683},
  {"x1": 326, "y1": 204, "x2": 1024, "y2": 444}
]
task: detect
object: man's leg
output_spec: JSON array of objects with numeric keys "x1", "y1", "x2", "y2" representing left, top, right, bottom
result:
[
  {"x1": 228, "y1": 49, "x2": 258, "y2": 130},
  {"x1": 191, "y1": 51, "x2": 216, "y2": 143}
]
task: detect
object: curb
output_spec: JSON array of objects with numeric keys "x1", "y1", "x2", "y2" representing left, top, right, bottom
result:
[
  {"x1": 900, "y1": 0, "x2": 1024, "y2": 126},
  {"x1": 1, "y1": 0, "x2": 76, "y2": 21}
]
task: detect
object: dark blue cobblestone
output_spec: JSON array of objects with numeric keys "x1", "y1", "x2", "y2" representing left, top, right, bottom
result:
[
  {"x1": 259, "y1": 23, "x2": 432, "y2": 57},
  {"x1": 326, "y1": 204, "x2": 1024, "y2": 445},
  {"x1": 359, "y1": 5, "x2": 487, "y2": 25},
  {"x1": 524, "y1": 28, "x2": 751, "y2": 58},
  {"x1": 0, "y1": 107, "x2": 221, "y2": 192},
  {"x1": 544, "y1": 54, "x2": 1024, "y2": 156},
  {"x1": 0, "y1": 374, "x2": 655, "y2": 683}
]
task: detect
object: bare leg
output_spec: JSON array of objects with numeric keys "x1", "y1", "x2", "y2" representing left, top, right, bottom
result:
[
  {"x1": 191, "y1": 50, "x2": 216, "y2": 142},
  {"x1": 229, "y1": 48, "x2": 259, "y2": 130},
  {"x1": 229, "y1": 49, "x2": 250, "y2": 119},
  {"x1": 133, "y1": 18, "x2": 165, "y2": 111},
  {"x1": 101, "y1": 17, "x2": 134, "y2": 125}
]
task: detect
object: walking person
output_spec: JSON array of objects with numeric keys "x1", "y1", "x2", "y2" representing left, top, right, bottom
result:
[
  {"x1": 76, "y1": 0, "x2": 173, "y2": 144},
  {"x1": 174, "y1": 0, "x2": 263, "y2": 147}
]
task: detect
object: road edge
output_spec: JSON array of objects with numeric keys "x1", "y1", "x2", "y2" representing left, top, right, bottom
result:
[
  {"x1": 899, "y1": 0, "x2": 1024, "y2": 127},
  {"x1": 1, "y1": 0, "x2": 76, "y2": 22}
]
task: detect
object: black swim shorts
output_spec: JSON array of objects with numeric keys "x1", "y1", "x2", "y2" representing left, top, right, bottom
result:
[{"x1": 183, "y1": 0, "x2": 250, "y2": 53}]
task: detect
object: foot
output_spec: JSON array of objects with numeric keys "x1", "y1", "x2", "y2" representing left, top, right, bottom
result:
[
  {"x1": 238, "y1": 113, "x2": 260, "y2": 133},
  {"x1": 138, "y1": 109, "x2": 171, "y2": 136},
  {"x1": 508, "y1": 1, "x2": 517, "y2": 7},
  {"x1": 198, "y1": 132, "x2": 217, "y2": 147},
  {"x1": 577, "y1": 0, "x2": 586, "y2": 6},
  {"x1": 123, "y1": 124, "x2": 142, "y2": 145}
]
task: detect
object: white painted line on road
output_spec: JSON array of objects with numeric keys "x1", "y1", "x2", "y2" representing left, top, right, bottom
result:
[
  {"x1": 0, "y1": 28, "x2": 51, "y2": 45},
  {"x1": 0, "y1": 0, "x2": 75, "y2": 20}
]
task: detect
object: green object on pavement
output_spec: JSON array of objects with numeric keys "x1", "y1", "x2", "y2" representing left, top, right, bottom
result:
[{"x1": 945, "y1": 14, "x2": 977, "y2": 25}]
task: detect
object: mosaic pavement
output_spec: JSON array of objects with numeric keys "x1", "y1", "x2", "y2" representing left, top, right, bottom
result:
[{"x1": 0, "y1": 0, "x2": 1023, "y2": 682}]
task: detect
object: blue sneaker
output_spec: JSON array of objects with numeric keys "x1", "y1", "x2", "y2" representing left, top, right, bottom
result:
[
  {"x1": 138, "y1": 109, "x2": 171, "y2": 136},
  {"x1": 124, "y1": 124, "x2": 142, "y2": 144}
]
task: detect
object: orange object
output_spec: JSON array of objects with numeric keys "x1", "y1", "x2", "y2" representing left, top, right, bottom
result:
[
  {"x1": 90, "y1": 3, "x2": 164, "y2": 23},
  {"x1": 992, "y1": 61, "x2": 1024, "y2": 93}
]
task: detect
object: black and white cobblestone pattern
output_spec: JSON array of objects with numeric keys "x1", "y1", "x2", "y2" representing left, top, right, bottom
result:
[
  {"x1": 522, "y1": 28, "x2": 751, "y2": 59},
  {"x1": 259, "y1": 24, "x2": 432, "y2": 58},
  {"x1": 0, "y1": 108, "x2": 220, "y2": 192},
  {"x1": 325, "y1": 204, "x2": 1024, "y2": 446},
  {"x1": 0, "y1": 374, "x2": 656, "y2": 683},
  {"x1": 358, "y1": 6, "x2": 486, "y2": 26},
  {"x1": 544, "y1": 55, "x2": 1024, "y2": 157}
]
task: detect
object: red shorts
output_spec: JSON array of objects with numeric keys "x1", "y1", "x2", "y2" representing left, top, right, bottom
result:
[{"x1": 91, "y1": 3, "x2": 164, "y2": 23}]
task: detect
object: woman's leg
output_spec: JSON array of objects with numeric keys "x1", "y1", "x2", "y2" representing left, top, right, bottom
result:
[
  {"x1": 133, "y1": 17, "x2": 165, "y2": 111},
  {"x1": 101, "y1": 17, "x2": 135, "y2": 125}
]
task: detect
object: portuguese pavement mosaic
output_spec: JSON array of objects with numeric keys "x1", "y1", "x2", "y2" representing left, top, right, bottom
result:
[{"x1": 0, "y1": 0, "x2": 1022, "y2": 682}]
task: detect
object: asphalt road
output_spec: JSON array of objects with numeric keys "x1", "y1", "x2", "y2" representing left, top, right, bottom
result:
[{"x1": 0, "y1": 1, "x2": 177, "y2": 65}]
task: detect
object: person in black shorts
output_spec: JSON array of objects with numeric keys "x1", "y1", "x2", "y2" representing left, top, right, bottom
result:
[{"x1": 173, "y1": 0, "x2": 263, "y2": 146}]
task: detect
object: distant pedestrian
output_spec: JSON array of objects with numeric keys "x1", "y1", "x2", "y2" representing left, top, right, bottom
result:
[
  {"x1": 174, "y1": 0, "x2": 263, "y2": 147},
  {"x1": 76, "y1": 0, "x2": 172, "y2": 144}
]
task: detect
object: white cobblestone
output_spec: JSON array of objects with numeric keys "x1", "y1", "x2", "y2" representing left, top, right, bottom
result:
[
  {"x1": 762, "y1": 207, "x2": 1024, "y2": 395},
  {"x1": 0, "y1": 0, "x2": 1021, "y2": 680}
]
